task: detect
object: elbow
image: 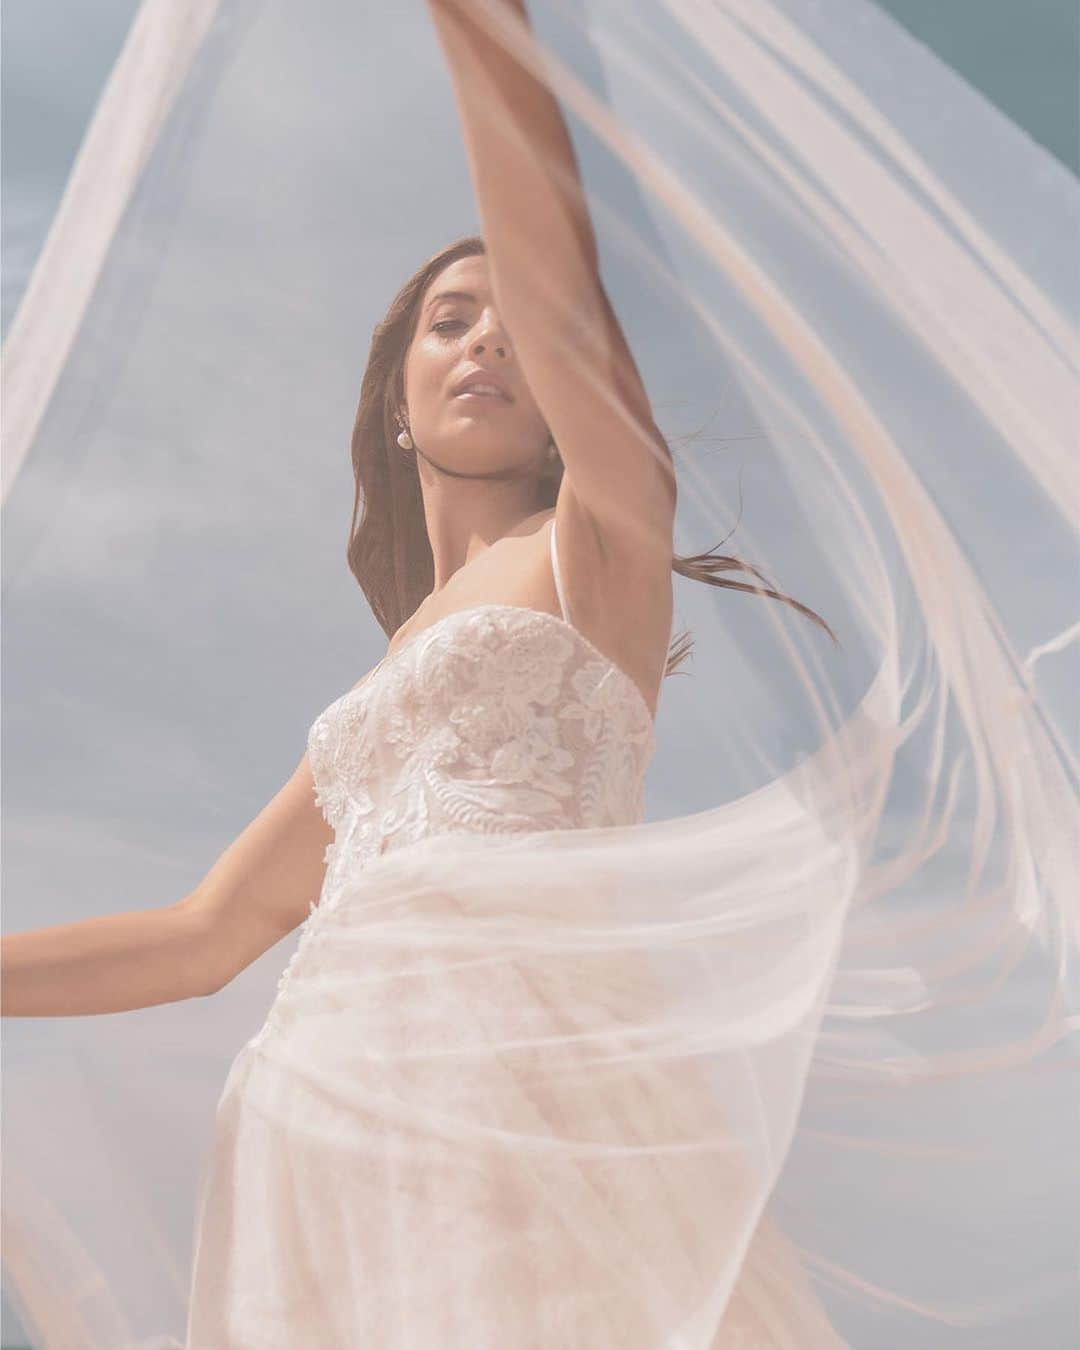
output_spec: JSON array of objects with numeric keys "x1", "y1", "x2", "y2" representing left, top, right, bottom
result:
[
  {"x1": 198, "y1": 968, "x2": 228, "y2": 999},
  {"x1": 174, "y1": 897, "x2": 231, "y2": 999}
]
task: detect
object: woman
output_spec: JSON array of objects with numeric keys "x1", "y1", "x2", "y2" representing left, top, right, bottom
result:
[
  {"x1": 181, "y1": 246, "x2": 841, "y2": 1344},
  {"x1": 3, "y1": 1, "x2": 845, "y2": 1344},
  {"x1": 4, "y1": 1, "x2": 1074, "y2": 1346}
]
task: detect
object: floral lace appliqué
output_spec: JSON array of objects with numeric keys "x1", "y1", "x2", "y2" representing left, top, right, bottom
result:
[{"x1": 249, "y1": 606, "x2": 654, "y2": 1051}]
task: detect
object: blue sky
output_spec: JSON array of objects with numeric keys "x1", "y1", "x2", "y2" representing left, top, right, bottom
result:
[{"x1": 3, "y1": 1, "x2": 1077, "y2": 341}]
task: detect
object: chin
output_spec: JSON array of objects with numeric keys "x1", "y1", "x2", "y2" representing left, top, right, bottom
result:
[{"x1": 442, "y1": 425, "x2": 525, "y2": 460}]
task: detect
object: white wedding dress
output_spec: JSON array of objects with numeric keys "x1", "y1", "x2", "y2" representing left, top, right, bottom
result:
[
  {"x1": 184, "y1": 520, "x2": 846, "y2": 1348},
  {"x1": 2, "y1": 4, "x2": 1074, "y2": 1345}
]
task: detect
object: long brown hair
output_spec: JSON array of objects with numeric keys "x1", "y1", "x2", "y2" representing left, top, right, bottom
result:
[{"x1": 346, "y1": 236, "x2": 836, "y2": 677}]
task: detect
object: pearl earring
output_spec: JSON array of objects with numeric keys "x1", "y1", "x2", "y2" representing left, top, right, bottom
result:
[{"x1": 397, "y1": 428, "x2": 414, "y2": 451}]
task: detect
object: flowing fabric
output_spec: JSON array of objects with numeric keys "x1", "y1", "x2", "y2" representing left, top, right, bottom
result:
[{"x1": 2, "y1": 1, "x2": 1077, "y2": 1347}]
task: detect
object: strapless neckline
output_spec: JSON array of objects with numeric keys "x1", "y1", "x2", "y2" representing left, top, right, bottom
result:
[{"x1": 365, "y1": 602, "x2": 657, "y2": 737}]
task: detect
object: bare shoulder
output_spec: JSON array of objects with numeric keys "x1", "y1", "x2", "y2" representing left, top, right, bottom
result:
[{"x1": 505, "y1": 503, "x2": 557, "y2": 539}]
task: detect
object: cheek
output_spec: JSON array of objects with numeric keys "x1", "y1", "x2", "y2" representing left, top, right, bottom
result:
[
  {"x1": 516, "y1": 393, "x2": 550, "y2": 441},
  {"x1": 511, "y1": 376, "x2": 546, "y2": 428},
  {"x1": 405, "y1": 338, "x2": 452, "y2": 417}
]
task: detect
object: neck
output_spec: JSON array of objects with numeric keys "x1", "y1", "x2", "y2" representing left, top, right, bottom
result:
[{"x1": 413, "y1": 446, "x2": 548, "y2": 591}]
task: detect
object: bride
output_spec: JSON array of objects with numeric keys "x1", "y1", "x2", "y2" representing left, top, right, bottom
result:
[
  {"x1": 2, "y1": 1, "x2": 843, "y2": 1345},
  {"x1": 6, "y1": 0, "x2": 1074, "y2": 1345}
]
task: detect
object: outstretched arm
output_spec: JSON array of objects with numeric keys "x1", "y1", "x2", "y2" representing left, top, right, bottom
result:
[
  {"x1": 1, "y1": 893, "x2": 222, "y2": 1015},
  {"x1": 2, "y1": 752, "x2": 333, "y2": 1015},
  {"x1": 426, "y1": 0, "x2": 675, "y2": 557}
]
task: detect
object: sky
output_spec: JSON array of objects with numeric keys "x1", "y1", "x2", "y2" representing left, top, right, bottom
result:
[
  {"x1": 2, "y1": 3, "x2": 1076, "y2": 1346},
  {"x1": 3, "y1": 0, "x2": 1077, "y2": 342}
]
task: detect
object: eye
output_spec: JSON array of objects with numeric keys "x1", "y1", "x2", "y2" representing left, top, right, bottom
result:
[{"x1": 432, "y1": 319, "x2": 465, "y2": 336}]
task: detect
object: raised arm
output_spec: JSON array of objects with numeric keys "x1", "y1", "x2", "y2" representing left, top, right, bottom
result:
[
  {"x1": 1, "y1": 753, "x2": 332, "y2": 1015},
  {"x1": 426, "y1": 0, "x2": 675, "y2": 559}
]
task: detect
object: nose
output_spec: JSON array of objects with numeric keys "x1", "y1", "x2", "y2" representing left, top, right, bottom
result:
[{"x1": 470, "y1": 311, "x2": 512, "y2": 361}]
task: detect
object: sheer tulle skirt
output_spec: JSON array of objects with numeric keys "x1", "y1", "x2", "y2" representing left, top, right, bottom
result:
[{"x1": 187, "y1": 834, "x2": 849, "y2": 1349}]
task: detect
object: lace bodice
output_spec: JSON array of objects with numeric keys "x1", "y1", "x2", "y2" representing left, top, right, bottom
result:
[
  {"x1": 307, "y1": 522, "x2": 655, "y2": 906},
  {"x1": 248, "y1": 524, "x2": 656, "y2": 1051}
]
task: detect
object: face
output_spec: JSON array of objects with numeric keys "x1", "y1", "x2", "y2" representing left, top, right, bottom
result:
[{"x1": 400, "y1": 254, "x2": 553, "y2": 476}]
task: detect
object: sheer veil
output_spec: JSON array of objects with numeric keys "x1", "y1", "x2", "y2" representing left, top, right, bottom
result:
[{"x1": 2, "y1": 1, "x2": 1076, "y2": 1346}]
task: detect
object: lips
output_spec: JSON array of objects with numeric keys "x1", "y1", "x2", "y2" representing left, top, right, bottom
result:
[{"x1": 452, "y1": 370, "x2": 513, "y2": 402}]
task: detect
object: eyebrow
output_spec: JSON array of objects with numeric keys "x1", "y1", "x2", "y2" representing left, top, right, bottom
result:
[{"x1": 424, "y1": 289, "x2": 479, "y2": 312}]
